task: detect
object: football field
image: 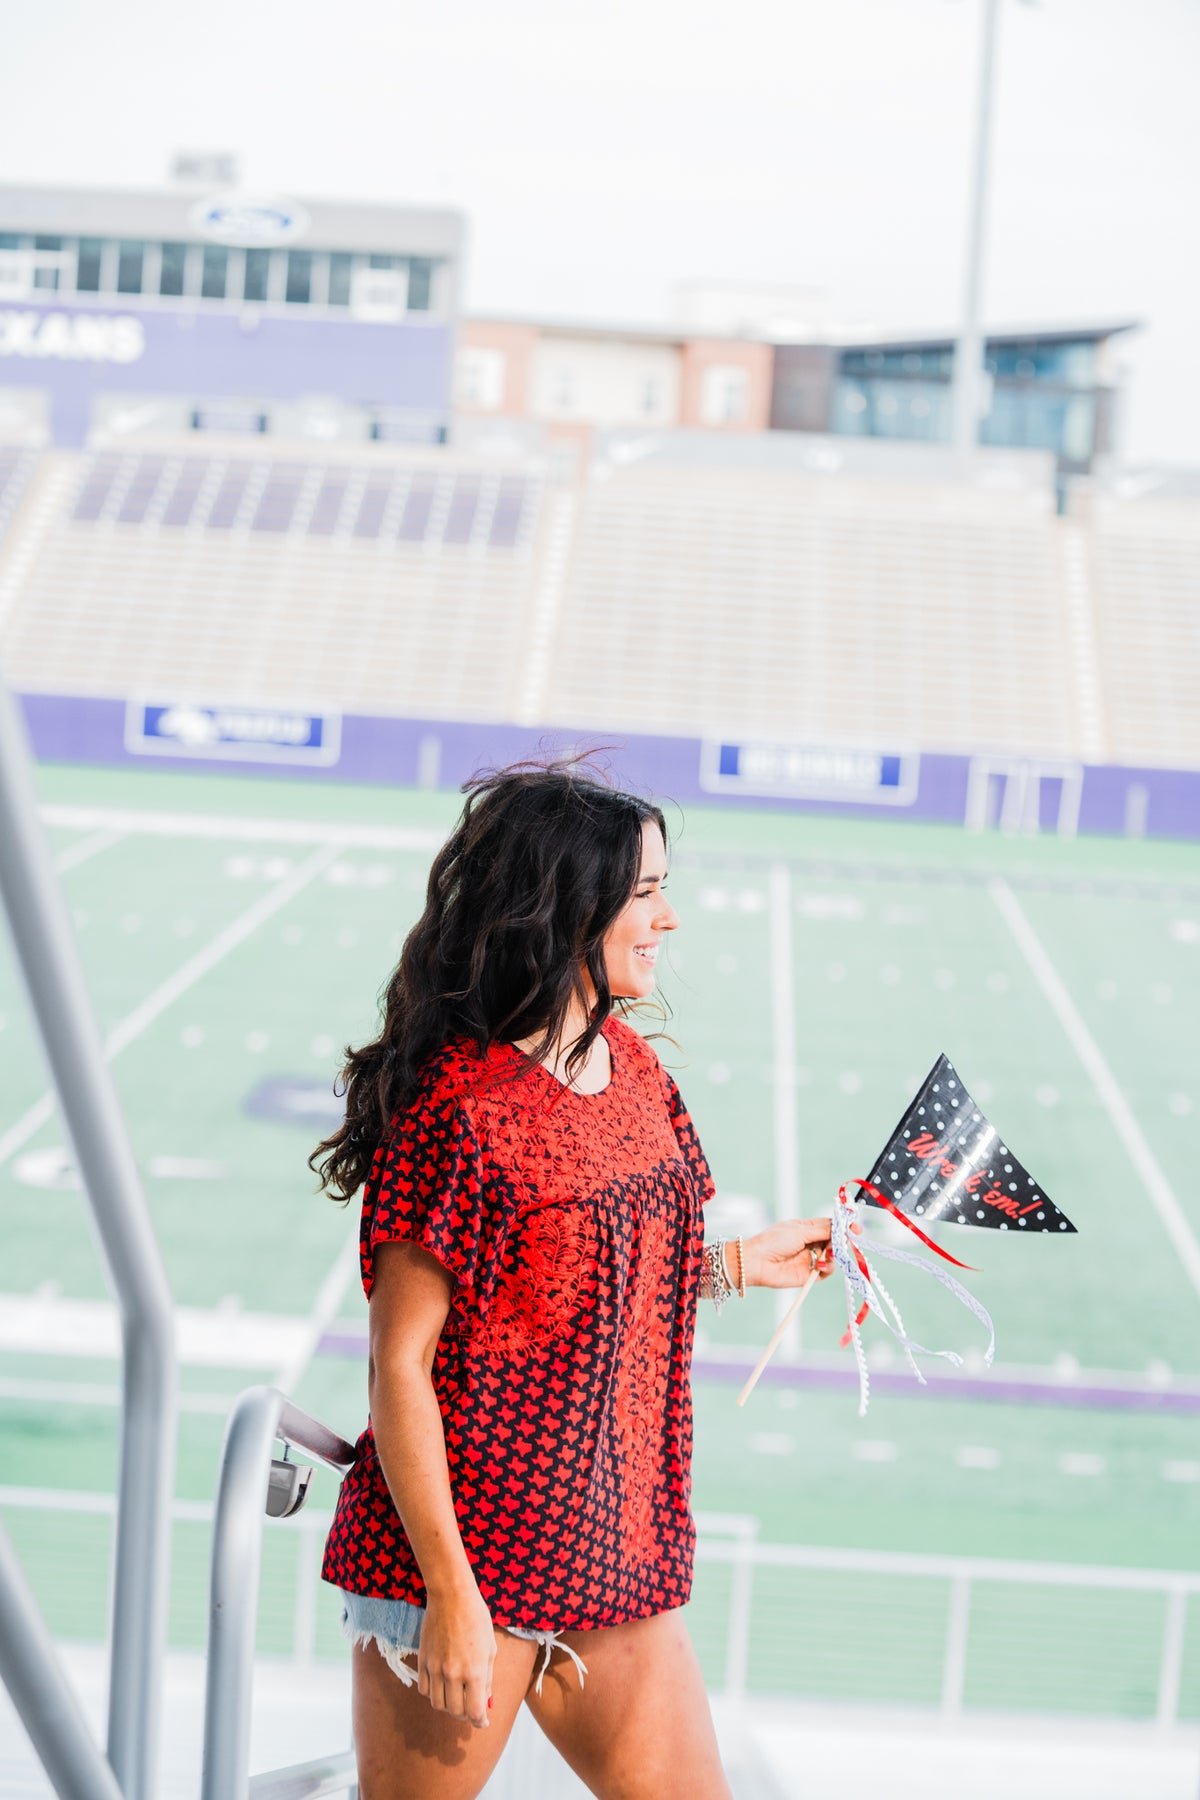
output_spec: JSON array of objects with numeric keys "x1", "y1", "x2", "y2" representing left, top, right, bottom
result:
[{"x1": 1, "y1": 758, "x2": 1198, "y2": 1717}]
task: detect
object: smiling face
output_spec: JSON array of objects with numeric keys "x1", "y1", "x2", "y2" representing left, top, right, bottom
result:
[{"x1": 602, "y1": 820, "x2": 678, "y2": 1000}]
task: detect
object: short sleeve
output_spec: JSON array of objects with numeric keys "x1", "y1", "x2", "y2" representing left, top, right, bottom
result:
[
  {"x1": 660, "y1": 1067, "x2": 716, "y2": 1207},
  {"x1": 360, "y1": 1094, "x2": 489, "y2": 1301}
]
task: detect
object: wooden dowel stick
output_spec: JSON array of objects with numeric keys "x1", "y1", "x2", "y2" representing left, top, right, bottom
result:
[{"x1": 736, "y1": 1267, "x2": 821, "y2": 1407}]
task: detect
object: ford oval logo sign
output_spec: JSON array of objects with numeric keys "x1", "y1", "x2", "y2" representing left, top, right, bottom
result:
[{"x1": 189, "y1": 192, "x2": 310, "y2": 247}]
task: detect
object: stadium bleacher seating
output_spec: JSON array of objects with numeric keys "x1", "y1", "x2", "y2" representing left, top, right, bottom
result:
[
  {"x1": 0, "y1": 444, "x2": 545, "y2": 721},
  {"x1": 0, "y1": 445, "x2": 38, "y2": 545},
  {"x1": 548, "y1": 458, "x2": 1074, "y2": 756},
  {"x1": 1090, "y1": 492, "x2": 1200, "y2": 769},
  {"x1": 0, "y1": 432, "x2": 1197, "y2": 770}
]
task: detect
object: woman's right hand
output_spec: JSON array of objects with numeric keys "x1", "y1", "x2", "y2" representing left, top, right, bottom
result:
[{"x1": 417, "y1": 1582, "x2": 497, "y2": 1729}]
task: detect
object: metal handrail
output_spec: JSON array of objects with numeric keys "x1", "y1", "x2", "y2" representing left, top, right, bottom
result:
[
  {"x1": 0, "y1": 675, "x2": 177, "y2": 1800},
  {"x1": 201, "y1": 1386, "x2": 356, "y2": 1800},
  {"x1": 248, "y1": 1752, "x2": 359, "y2": 1800},
  {"x1": 0, "y1": 1521, "x2": 124, "y2": 1800}
]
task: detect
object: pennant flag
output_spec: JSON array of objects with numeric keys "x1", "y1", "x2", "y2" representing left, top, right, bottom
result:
[{"x1": 859, "y1": 1053, "x2": 1077, "y2": 1234}]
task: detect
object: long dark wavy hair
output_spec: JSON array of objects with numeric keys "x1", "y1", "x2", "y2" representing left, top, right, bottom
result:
[{"x1": 310, "y1": 757, "x2": 668, "y2": 1201}]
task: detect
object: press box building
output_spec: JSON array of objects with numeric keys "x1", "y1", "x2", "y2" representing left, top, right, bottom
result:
[{"x1": 0, "y1": 184, "x2": 464, "y2": 447}]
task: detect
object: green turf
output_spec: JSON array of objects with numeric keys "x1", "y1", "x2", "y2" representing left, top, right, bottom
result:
[{"x1": 2, "y1": 758, "x2": 1198, "y2": 1713}]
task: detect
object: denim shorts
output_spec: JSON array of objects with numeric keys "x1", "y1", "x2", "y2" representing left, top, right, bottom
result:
[{"x1": 340, "y1": 1589, "x2": 587, "y2": 1695}]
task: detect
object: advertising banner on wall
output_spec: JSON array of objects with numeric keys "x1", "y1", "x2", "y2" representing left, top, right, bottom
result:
[
  {"x1": 125, "y1": 701, "x2": 341, "y2": 766},
  {"x1": 700, "y1": 738, "x2": 920, "y2": 805}
]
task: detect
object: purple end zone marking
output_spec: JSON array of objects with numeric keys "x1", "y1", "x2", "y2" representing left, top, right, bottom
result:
[
  {"x1": 691, "y1": 1358, "x2": 1200, "y2": 1414},
  {"x1": 315, "y1": 1325, "x2": 1200, "y2": 1413}
]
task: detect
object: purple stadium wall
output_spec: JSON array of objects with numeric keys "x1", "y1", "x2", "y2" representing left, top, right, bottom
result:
[
  {"x1": 17, "y1": 691, "x2": 1200, "y2": 842},
  {"x1": 0, "y1": 299, "x2": 452, "y2": 446}
]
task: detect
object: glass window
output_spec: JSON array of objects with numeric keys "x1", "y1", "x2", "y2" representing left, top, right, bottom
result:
[
  {"x1": 368, "y1": 253, "x2": 399, "y2": 271},
  {"x1": 116, "y1": 240, "x2": 145, "y2": 294},
  {"x1": 408, "y1": 257, "x2": 433, "y2": 311},
  {"x1": 983, "y1": 388, "x2": 1055, "y2": 452},
  {"x1": 242, "y1": 247, "x2": 271, "y2": 302},
  {"x1": 986, "y1": 339, "x2": 1097, "y2": 387},
  {"x1": 1061, "y1": 393, "x2": 1096, "y2": 462},
  {"x1": 327, "y1": 252, "x2": 353, "y2": 306},
  {"x1": 842, "y1": 346, "x2": 953, "y2": 380},
  {"x1": 159, "y1": 241, "x2": 187, "y2": 297},
  {"x1": 201, "y1": 245, "x2": 228, "y2": 300},
  {"x1": 456, "y1": 347, "x2": 506, "y2": 410},
  {"x1": 285, "y1": 250, "x2": 312, "y2": 304},
  {"x1": 76, "y1": 237, "x2": 103, "y2": 291},
  {"x1": 0, "y1": 232, "x2": 19, "y2": 250},
  {"x1": 700, "y1": 364, "x2": 750, "y2": 425},
  {"x1": 1054, "y1": 342, "x2": 1097, "y2": 385},
  {"x1": 33, "y1": 235, "x2": 62, "y2": 290},
  {"x1": 833, "y1": 377, "x2": 949, "y2": 441}
]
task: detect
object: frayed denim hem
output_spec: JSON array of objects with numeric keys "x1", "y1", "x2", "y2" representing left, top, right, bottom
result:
[
  {"x1": 342, "y1": 1619, "x2": 421, "y2": 1686},
  {"x1": 339, "y1": 1594, "x2": 588, "y2": 1694}
]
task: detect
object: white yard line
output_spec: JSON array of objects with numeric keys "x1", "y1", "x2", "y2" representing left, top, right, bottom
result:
[
  {"x1": 0, "y1": 1291, "x2": 312, "y2": 1370},
  {"x1": 0, "y1": 1375, "x2": 234, "y2": 1415},
  {"x1": 53, "y1": 829, "x2": 125, "y2": 873},
  {"x1": 990, "y1": 876, "x2": 1200, "y2": 1302},
  {"x1": 768, "y1": 863, "x2": 803, "y2": 1345},
  {"x1": 273, "y1": 1223, "x2": 363, "y2": 1395},
  {"x1": 0, "y1": 843, "x2": 343, "y2": 1171},
  {"x1": 42, "y1": 803, "x2": 442, "y2": 852}
]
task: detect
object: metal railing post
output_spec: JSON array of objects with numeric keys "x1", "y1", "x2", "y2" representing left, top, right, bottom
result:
[
  {"x1": 0, "y1": 1521, "x2": 125, "y2": 1800},
  {"x1": 1155, "y1": 1587, "x2": 1187, "y2": 1730},
  {"x1": 294, "y1": 1512, "x2": 321, "y2": 1664},
  {"x1": 202, "y1": 1386, "x2": 287, "y2": 1800},
  {"x1": 723, "y1": 1521, "x2": 756, "y2": 1702},
  {"x1": 0, "y1": 676, "x2": 176, "y2": 1800},
  {"x1": 202, "y1": 1387, "x2": 356, "y2": 1800},
  {"x1": 940, "y1": 1574, "x2": 972, "y2": 1718}
]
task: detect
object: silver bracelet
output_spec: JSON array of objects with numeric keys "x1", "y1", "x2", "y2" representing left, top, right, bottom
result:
[{"x1": 700, "y1": 1239, "x2": 735, "y2": 1314}]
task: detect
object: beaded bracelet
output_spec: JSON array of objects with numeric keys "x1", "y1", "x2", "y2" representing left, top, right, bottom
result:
[{"x1": 699, "y1": 1238, "x2": 745, "y2": 1314}]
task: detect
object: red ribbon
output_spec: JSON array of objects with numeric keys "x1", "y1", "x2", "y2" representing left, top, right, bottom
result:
[
  {"x1": 847, "y1": 1180, "x2": 977, "y2": 1271},
  {"x1": 834, "y1": 1179, "x2": 977, "y2": 1348}
]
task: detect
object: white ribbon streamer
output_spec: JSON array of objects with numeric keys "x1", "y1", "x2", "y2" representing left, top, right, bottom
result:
[{"x1": 830, "y1": 1194, "x2": 995, "y2": 1417}]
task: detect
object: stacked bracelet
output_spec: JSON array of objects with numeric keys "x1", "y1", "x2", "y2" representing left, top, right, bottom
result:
[{"x1": 699, "y1": 1238, "x2": 745, "y2": 1313}]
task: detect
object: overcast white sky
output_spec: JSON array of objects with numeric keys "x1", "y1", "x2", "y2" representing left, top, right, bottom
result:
[{"x1": 2, "y1": 0, "x2": 1197, "y2": 462}]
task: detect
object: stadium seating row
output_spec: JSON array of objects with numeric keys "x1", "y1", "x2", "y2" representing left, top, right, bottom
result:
[
  {"x1": 0, "y1": 436, "x2": 1195, "y2": 767},
  {"x1": 0, "y1": 445, "x2": 38, "y2": 544}
]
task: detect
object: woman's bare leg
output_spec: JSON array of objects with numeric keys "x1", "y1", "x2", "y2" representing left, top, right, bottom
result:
[
  {"x1": 352, "y1": 1631, "x2": 539, "y2": 1800},
  {"x1": 524, "y1": 1609, "x2": 731, "y2": 1800}
]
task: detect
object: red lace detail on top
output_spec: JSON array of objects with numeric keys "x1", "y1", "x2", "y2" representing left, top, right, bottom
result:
[{"x1": 470, "y1": 1202, "x2": 596, "y2": 1357}]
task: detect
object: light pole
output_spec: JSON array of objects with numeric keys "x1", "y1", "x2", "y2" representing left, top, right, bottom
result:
[{"x1": 951, "y1": 0, "x2": 1003, "y2": 456}]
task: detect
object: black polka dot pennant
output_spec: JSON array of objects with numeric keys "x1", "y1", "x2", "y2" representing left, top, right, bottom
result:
[{"x1": 859, "y1": 1053, "x2": 1077, "y2": 1235}]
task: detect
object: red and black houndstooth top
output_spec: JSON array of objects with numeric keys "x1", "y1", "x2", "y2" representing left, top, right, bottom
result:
[{"x1": 320, "y1": 1016, "x2": 714, "y2": 1632}]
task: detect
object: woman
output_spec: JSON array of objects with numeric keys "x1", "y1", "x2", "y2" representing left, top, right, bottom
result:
[{"x1": 312, "y1": 760, "x2": 838, "y2": 1799}]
